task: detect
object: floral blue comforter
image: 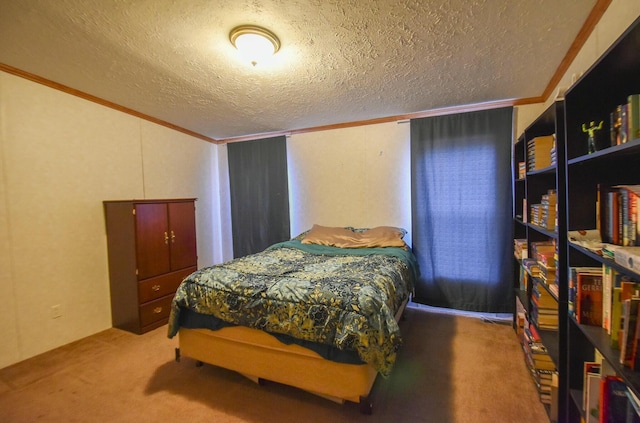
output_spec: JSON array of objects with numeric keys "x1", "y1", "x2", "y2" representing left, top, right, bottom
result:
[{"x1": 167, "y1": 240, "x2": 418, "y2": 376}]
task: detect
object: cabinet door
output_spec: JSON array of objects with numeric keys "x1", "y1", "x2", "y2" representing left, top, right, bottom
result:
[
  {"x1": 168, "y1": 201, "x2": 197, "y2": 270},
  {"x1": 135, "y1": 203, "x2": 171, "y2": 279}
]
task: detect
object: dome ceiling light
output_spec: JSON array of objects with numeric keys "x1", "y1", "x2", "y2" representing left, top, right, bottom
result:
[{"x1": 229, "y1": 25, "x2": 281, "y2": 66}]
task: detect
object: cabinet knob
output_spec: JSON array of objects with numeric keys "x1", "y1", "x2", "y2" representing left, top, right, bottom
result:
[
  {"x1": 152, "y1": 285, "x2": 161, "y2": 292},
  {"x1": 153, "y1": 307, "x2": 163, "y2": 314},
  {"x1": 171, "y1": 230, "x2": 176, "y2": 243},
  {"x1": 164, "y1": 232, "x2": 169, "y2": 244}
]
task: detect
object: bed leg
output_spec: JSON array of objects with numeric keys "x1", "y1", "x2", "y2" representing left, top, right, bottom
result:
[
  {"x1": 359, "y1": 396, "x2": 373, "y2": 415},
  {"x1": 175, "y1": 347, "x2": 181, "y2": 362},
  {"x1": 359, "y1": 371, "x2": 383, "y2": 415}
]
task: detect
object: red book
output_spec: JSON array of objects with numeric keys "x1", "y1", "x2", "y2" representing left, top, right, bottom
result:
[
  {"x1": 599, "y1": 375, "x2": 628, "y2": 423},
  {"x1": 577, "y1": 272, "x2": 603, "y2": 326}
]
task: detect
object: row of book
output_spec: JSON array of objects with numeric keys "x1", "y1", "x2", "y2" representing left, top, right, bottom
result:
[
  {"x1": 514, "y1": 238, "x2": 528, "y2": 260},
  {"x1": 533, "y1": 240, "x2": 558, "y2": 288},
  {"x1": 532, "y1": 280, "x2": 559, "y2": 330},
  {"x1": 516, "y1": 295, "x2": 559, "y2": 412},
  {"x1": 519, "y1": 259, "x2": 535, "y2": 291},
  {"x1": 581, "y1": 350, "x2": 640, "y2": 423},
  {"x1": 569, "y1": 264, "x2": 640, "y2": 370},
  {"x1": 527, "y1": 134, "x2": 555, "y2": 171},
  {"x1": 518, "y1": 161, "x2": 526, "y2": 179},
  {"x1": 597, "y1": 184, "x2": 640, "y2": 246},
  {"x1": 530, "y1": 189, "x2": 557, "y2": 230},
  {"x1": 610, "y1": 94, "x2": 640, "y2": 147}
]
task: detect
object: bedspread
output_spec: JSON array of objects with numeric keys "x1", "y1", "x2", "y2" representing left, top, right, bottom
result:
[{"x1": 168, "y1": 240, "x2": 418, "y2": 376}]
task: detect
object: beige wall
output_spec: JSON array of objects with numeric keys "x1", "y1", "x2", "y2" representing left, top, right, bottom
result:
[
  {"x1": 287, "y1": 122, "x2": 412, "y2": 246},
  {"x1": 515, "y1": 0, "x2": 640, "y2": 135},
  {"x1": 0, "y1": 72, "x2": 220, "y2": 368}
]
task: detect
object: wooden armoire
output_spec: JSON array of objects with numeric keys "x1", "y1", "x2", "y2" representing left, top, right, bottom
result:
[{"x1": 103, "y1": 199, "x2": 197, "y2": 334}]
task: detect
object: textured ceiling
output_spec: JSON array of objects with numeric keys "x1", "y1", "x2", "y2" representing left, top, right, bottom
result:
[{"x1": 0, "y1": 0, "x2": 598, "y2": 140}]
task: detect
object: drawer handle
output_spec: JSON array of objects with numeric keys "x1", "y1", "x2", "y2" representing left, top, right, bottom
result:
[
  {"x1": 152, "y1": 285, "x2": 161, "y2": 292},
  {"x1": 153, "y1": 307, "x2": 163, "y2": 314}
]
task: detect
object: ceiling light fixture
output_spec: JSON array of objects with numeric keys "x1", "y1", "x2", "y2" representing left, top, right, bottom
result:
[{"x1": 229, "y1": 25, "x2": 280, "y2": 66}]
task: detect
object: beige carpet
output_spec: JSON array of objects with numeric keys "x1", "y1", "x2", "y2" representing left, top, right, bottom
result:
[{"x1": 0, "y1": 306, "x2": 549, "y2": 422}]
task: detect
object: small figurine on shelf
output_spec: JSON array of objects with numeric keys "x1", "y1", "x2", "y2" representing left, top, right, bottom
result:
[{"x1": 582, "y1": 120, "x2": 604, "y2": 154}]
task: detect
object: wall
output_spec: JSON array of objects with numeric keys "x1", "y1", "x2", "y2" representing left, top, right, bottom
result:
[
  {"x1": 0, "y1": 72, "x2": 220, "y2": 368},
  {"x1": 515, "y1": 0, "x2": 640, "y2": 134},
  {"x1": 287, "y1": 122, "x2": 412, "y2": 246}
]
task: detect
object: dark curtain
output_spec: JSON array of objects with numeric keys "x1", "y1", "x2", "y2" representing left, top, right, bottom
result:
[
  {"x1": 227, "y1": 136, "x2": 290, "y2": 258},
  {"x1": 410, "y1": 107, "x2": 513, "y2": 313}
]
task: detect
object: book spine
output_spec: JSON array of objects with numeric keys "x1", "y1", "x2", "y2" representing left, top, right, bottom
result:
[
  {"x1": 621, "y1": 103, "x2": 629, "y2": 144},
  {"x1": 630, "y1": 94, "x2": 640, "y2": 142}
]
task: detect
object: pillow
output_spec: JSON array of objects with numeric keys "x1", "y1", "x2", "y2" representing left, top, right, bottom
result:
[
  {"x1": 301, "y1": 224, "x2": 407, "y2": 249},
  {"x1": 300, "y1": 224, "x2": 360, "y2": 247},
  {"x1": 358, "y1": 226, "x2": 408, "y2": 249}
]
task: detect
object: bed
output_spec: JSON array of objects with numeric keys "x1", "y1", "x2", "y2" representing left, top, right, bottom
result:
[{"x1": 167, "y1": 225, "x2": 418, "y2": 413}]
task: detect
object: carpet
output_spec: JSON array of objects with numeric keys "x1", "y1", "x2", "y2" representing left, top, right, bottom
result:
[{"x1": 0, "y1": 305, "x2": 549, "y2": 422}]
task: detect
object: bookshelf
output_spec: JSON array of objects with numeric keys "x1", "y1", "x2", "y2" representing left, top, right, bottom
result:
[
  {"x1": 563, "y1": 15, "x2": 640, "y2": 423},
  {"x1": 512, "y1": 99, "x2": 567, "y2": 419}
]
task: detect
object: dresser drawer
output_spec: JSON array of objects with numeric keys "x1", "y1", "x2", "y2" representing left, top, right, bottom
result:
[
  {"x1": 139, "y1": 295, "x2": 174, "y2": 327},
  {"x1": 138, "y1": 266, "x2": 196, "y2": 303}
]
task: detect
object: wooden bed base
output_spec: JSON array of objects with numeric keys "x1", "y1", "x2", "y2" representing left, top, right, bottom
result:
[{"x1": 175, "y1": 298, "x2": 408, "y2": 414}]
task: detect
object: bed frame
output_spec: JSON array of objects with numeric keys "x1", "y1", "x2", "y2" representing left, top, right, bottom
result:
[{"x1": 174, "y1": 297, "x2": 408, "y2": 414}]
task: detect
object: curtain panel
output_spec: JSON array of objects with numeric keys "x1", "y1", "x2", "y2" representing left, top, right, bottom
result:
[
  {"x1": 410, "y1": 107, "x2": 513, "y2": 313},
  {"x1": 227, "y1": 136, "x2": 290, "y2": 258}
]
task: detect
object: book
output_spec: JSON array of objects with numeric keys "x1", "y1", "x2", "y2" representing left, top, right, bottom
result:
[
  {"x1": 600, "y1": 375, "x2": 628, "y2": 423},
  {"x1": 583, "y1": 361, "x2": 601, "y2": 412},
  {"x1": 613, "y1": 280, "x2": 640, "y2": 349},
  {"x1": 621, "y1": 103, "x2": 630, "y2": 144},
  {"x1": 611, "y1": 105, "x2": 622, "y2": 146},
  {"x1": 515, "y1": 295, "x2": 526, "y2": 336},
  {"x1": 598, "y1": 185, "x2": 640, "y2": 246},
  {"x1": 632, "y1": 300, "x2": 640, "y2": 370},
  {"x1": 585, "y1": 371, "x2": 600, "y2": 422},
  {"x1": 629, "y1": 94, "x2": 640, "y2": 142},
  {"x1": 616, "y1": 246, "x2": 640, "y2": 274},
  {"x1": 621, "y1": 298, "x2": 640, "y2": 366},
  {"x1": 550, "y1": 372, "x2": 559, "y2": 422},
  {"x1": 533, "y1": 282, "x2": 558, "y2": 308},
  {"x1": 599, "y1": 185, "x2": 620, "y2": 245},
  {"x1": 577, "y1": 271, "x2": 604, "y2": 326},
  {"x1": 626, "y1": 387, "x2": 640, "y2": 423},
  {"x1": 527, "y1": 135, "x2": 555, "y2": 171},
  {"x1": 569, "y1": 267, "x2": 601, "y2": 321},
  {"x1": 519, "y1": 263, "x2": 530, "y2": 291},
  {"x1": 530, "y1": 240, "x2": 556, "y2": 259},
  {"x1": 569, "y1": 273, "x2": 576, "y2": 318},
  {"x1": 514, "y1": 238, "x2": 528, "y2": 259},
  {"x1": 612, "y1": 286, "x2": 624, "y2": 348},
  {"x1": 604, "y1": 265, "x2": 614, "y2": 333},
  {"x1": 523, "y1": 257, "x2": 541, "y2": 278},
  {"x1": 615, "y1": 185, "x2": 640, "y2": 246}
]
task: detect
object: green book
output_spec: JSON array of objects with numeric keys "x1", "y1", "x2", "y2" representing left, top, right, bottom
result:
[{"x1": 629, "y1": 94, "x2": 640, "y2": 142}]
